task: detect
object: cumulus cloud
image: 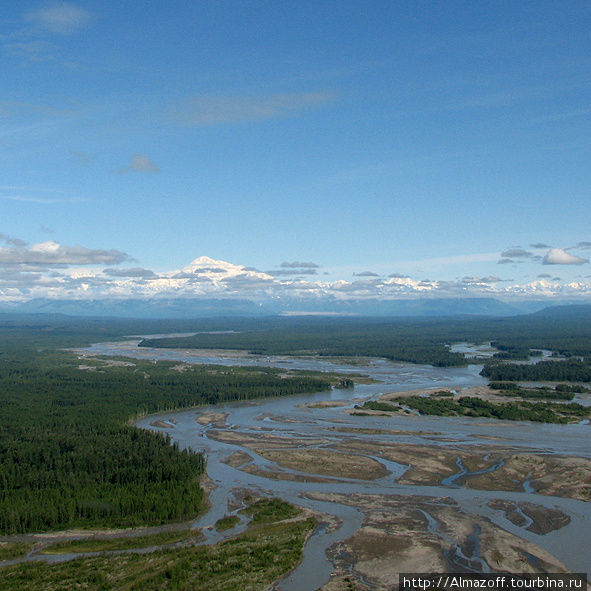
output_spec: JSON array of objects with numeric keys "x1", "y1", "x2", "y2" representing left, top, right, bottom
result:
[
  {"x1": 530, "y1": 243, "x2": 551, "y2": 249},
  {"x1": 353, "y1": 271, "x2": 380, "y2": 277},
  {"x1": 0, "y1": 241, "x2": 130, "y2": 266},
  {"x1": 120, "y1": 154, "x2": 160, "y2": 173},
  {"x1": 25, "y1": 2, "x2": 91, "y2": 34},
  {"x1": 542, "y1": 248, "x2": 588, "y2": 265},
  {"x1": 171, "y1": 92, "x2": 334, "y2": 126},
  {"x1": 1, "y1": 250, "x2": 591, "y2": 303},
  {"x1": 497, "y1": 258, "x2": 514, "y2": 265}
]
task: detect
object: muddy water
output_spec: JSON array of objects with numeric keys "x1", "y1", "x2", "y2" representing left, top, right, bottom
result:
[{"x1": 81, "y1": 339, "x2": 591, "y2": 588}]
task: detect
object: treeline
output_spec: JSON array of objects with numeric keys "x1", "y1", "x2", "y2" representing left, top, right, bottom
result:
[
  {"x1": 3, "y1": 310, "x2": 591, "y2": 367},
  {"x1": 391, "y1": 395, "x2": 588, "y2": 423},
  {"x1": 481, "y1": 359, "x2": 591, "y2": 382},
  {"x1": 0, "y1": 338, "x2": 330, "y2": 534},
  {"x1": 138, "y1": 313, "x2": 591, "y2": 367},
  {"x1": 140, "y1": 319, "x2": 470, "y2": 367}
]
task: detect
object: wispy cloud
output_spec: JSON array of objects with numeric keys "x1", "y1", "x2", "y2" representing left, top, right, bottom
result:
[
  {"x1": 281, "y1": 261, "x2": 319, "y2": 269},
  {"x1": 25, "y1": 2, "x2": 91, "y2": 34},
  {"x1": 266, "y1": 269, "x2": 318, "y2": 277},
  {"x1": 569, "y1": 241, "x2": 591, "y2": 250},
  {"x1": 0, "y1": 100, "x2": 73, "y2": 118},
  {"x1": 119, "y1": 154, "x2": 160, "y2": 173},
  {"x1": 0, "y1": 233, "x2": 27, "y2": 247},
  {"x1": 500, "y1": 248, "x2": 533, "y2": 258},
  {"x1": 2, "y1": 39, "x2": 55, "y2": 62},
  {"x1": 0, "y1": 195, "x2": 88, "y2": 204},
  {"x1": 170, "y1": 92, "x2": 334, "y2": 126}
]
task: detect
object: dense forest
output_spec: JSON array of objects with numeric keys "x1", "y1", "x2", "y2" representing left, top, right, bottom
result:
[
  {"x1": 356, "y1": 396, "x2": 589, "y2": 423},
  {"x1": 2, "y1": 308, "x2": 591, "y2": 534},
  {"x1": 138, "y1": 311, "x2": 591, "y2": 367},
  {"x1": 481, "y1": 359, "x2": 591, "y2": 382},
  {"x1": 0, "y1": 329, "x2": 330, "y2": 534}
]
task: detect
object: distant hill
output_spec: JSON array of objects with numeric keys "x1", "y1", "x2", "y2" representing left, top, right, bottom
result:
[
  {"x1": 0, "y1": 296, "x2": 549, "y2": 318},
  {"x1": 0, "y1": 298, "x2": 264, "y2": 319},
  {"x1": 532, "y1": 304, "x2": 591, "y2": 319}
]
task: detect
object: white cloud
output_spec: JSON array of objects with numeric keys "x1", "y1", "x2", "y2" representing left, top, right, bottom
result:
[
  {"x1": 171, "y1": 92, "x2": 334, "y2": 126},
  {"x1": 542, "y1": 248, "x2": 588, "y2": 265},
  {"x1": 0, "y1": 251, "x2": 590, "y2": 303},
  {"x1": 25, "y1": 2, "x2": 91, "y2": 34}
]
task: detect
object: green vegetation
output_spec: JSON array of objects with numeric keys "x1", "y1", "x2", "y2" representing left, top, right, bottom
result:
[
  {"x1": 488, "y1": 382, "x2": 575, "y2": 401},
  {"x1": 492, "y1": 347, "x2": 531, "y2": 360},
  {"x1": 240, "y1": 497, "x2": 300, "y2": 524},
  {"x1": 136, "y1": 312, "x2": 591, "y2": 367},
  {"x1": 430, "y1": 390, "x2": 454, "y2": 397},
  {"x1": 2, "y1": 311, "x2": 591, "y2": 537},
  {"x1": 0, "y1": 501, "x2": 314, "y2": 591},
  {"x1": 41, "y1": 529, "x2": 201, "y2": 554},
  {"x1": 355, "y1": 400, "x2": 398, "y2": 412},
  {"x1": 139, "y1": 318, "x2": 469, "y2": 367},
  {"x1": 0, "y1": 542, "x2": 33, "y2": 561},
  {"x1": 0, "y1": 326, "x2": 330, "y2": 535},
  {"x1": 215, "y1": 516, "x2": 240, "y2": 531},
  {"x1": 482, "y1": 359, "x2": 591, "y2": 382},
  {"x1": 556, "y1": 383, "x2": 591, "y2": 393},
  {"x1": 393, "y1": 395, "x2": 589, "y2": 423}
]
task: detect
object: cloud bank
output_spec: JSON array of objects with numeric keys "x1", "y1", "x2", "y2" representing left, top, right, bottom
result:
[
  {"x1": 0, "y1": 240, "x2": 130, "y2": 266},
  {"x1": 0, "y1": 237, "x2": 589, "y2": 303}
]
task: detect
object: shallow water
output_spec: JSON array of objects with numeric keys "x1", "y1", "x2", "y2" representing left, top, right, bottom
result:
[{"x1": 80, "y1": 339, "x2": 591, "y2": 588}]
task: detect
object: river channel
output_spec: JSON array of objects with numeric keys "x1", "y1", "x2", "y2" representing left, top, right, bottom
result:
[{"x1": 80, "y1": 338, "x2": 591, "y2": 589}]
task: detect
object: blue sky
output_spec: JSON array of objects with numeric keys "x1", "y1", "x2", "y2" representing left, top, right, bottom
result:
[{"x1": 1, "y1": 1, "x2": 590, "y2": 303}]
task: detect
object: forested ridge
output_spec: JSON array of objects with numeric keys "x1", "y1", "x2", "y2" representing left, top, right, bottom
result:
[{"x1": 0, "y1": 328, "x2": 330, "y2": 534}]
